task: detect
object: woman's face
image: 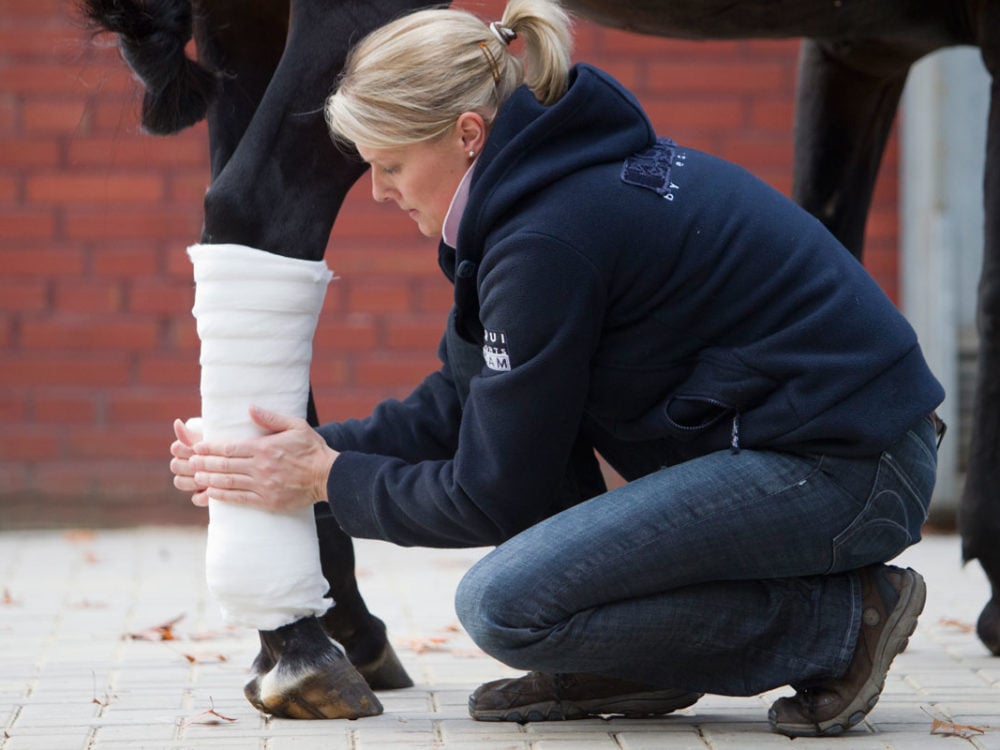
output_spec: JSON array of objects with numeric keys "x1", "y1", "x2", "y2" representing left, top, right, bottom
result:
[{"x1": 356, "y1": 115, "x2": 484, "y2": 238}]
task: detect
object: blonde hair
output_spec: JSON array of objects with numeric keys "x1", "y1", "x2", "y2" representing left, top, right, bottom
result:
[{"x1": 326, "y1": 0, "x2": 573, "y2": 150}]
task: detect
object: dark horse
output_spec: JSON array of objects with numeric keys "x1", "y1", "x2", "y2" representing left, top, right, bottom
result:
[{"x1": 83, "y1": 0, "x2": 1000, "y2": 720}]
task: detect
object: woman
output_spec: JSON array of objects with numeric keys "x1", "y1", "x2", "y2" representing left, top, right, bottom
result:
[{"x1": 171, "y1": 0, "x2": 945, "y2": 736}]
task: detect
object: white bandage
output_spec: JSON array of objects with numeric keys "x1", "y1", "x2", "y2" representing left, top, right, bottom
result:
[{"x1": 188, "y1": 243, "x2": 333, "y2": 630}]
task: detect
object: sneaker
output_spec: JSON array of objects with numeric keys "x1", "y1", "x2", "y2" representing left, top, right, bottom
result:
[
  {"x1": 469, "y1": 671, "x2": 702, "y2": 722},
  {"x1": 768, "y1": 564, "x2": 926, "y2": 737}
]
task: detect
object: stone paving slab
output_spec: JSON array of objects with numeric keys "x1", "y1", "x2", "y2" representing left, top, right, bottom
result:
[{"x1": 0, "y1": 527, "x2": 997, "y2": 749}]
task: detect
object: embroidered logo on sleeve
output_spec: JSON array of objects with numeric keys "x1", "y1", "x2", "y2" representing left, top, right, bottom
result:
[
  {"x1": 483, "y1": 329, "x2": 511, "y2": 372},
  {"x1": 621, "y1": 137, "x2": 686, "y2": 202}
]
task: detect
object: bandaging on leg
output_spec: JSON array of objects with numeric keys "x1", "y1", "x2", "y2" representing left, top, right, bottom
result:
[{"x1": 188, "y1": 243, "x2": 333, "y2": 630}]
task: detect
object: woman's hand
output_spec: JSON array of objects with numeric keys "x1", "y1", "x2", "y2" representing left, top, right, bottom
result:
[
  {"x1": 185, "y1": 405, "x2": 339, "y2": 512},
  {"x1": 170, "y1": 418, "x2": 209, "y2": 506}
]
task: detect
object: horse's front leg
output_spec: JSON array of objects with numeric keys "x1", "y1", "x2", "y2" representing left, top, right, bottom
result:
[
  {"x1": 960, "y1": 63, "x2": 1000, "y2": 656},
  {"x1": 196, "y1": 0, "x2": 441, "y2": 716}
]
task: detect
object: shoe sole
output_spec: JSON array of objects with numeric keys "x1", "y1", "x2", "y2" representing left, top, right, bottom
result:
[
  {"x1": 768, "y1": 567, "x2": 927, "y2": 738},
  {"x1": 470, "y1": 689, "x2": 702, "y2": 723}
]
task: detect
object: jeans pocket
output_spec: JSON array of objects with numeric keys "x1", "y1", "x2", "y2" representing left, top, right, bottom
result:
[{"x1": 829, "y1": 448, "x2": 931, "y2": 573}]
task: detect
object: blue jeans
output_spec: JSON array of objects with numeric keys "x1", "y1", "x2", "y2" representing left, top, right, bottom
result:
[{"x1": 455, "y1": 415, "x2": 939, "y2": 696}]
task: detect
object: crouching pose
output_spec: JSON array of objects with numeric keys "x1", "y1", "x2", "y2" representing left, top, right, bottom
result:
[{"x1": 171, "y1": 0, "x2": 944, "y2": 737}]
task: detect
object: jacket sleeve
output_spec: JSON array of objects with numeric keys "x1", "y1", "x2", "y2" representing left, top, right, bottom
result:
[
  {"x1": 316, "y1": 330, "x2": 463, "y2": 463},
  {"x1": 326, "y1": 234, "x2": 605, "y2": 548}
]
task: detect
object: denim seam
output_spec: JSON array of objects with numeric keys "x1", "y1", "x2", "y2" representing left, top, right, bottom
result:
[{"x1": 838, "y1": 570, "x2": 863, "y2": 676}]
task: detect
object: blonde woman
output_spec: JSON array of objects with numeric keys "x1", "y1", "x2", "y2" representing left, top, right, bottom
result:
[{"x1": 173, "y1": 0, "x2": 944, "y2": 737}]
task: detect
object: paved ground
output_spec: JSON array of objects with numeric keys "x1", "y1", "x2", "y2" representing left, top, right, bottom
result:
[{"x1": 0, "y1": 527, "x2": 997, "y2": 750}]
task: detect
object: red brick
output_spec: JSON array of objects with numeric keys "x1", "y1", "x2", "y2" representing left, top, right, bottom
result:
[
  {"x1": 315, "y1": 390, "x2": 396, "y2": 422},
  {"x1": 66, "y1": 135, "x2": 207, "y2": 168},
  {"x1": 749, "y1": 98, "x2": 795, "y2": 132},
  {"x1": 0, "y1": 28, "x2": 84, "y2": 59},
  {"x1": 32, "y1": 394, "x2": 99, "y2": 423},
  {"x1": 0, "y1": 280, "x2": 47, "y2": 312},
  {"x1": 646, "y1": 60, "x2": 792, "y2": 95},
  {"x1": 0, "y1": 463, "x2": 30, "y2": 494},
  {"x1": 643, "y1": 97, "x2": 746, "y2": 133},
  {"x1": 92, "y1": 245, "x2": 162, "y2": 277},
  {"x1": 0, "y1": 211, "x2": 56, "y2": 240},
  {"x1": 0, "y1": 175, "x2": 18, "y2": 201},
  {"x1": 28, "y1": 173, "x2": 165, "y2": 204},
  {"x1": 0, "y1": 95, "x2": 16, "y2": 132},
  {"x1": 0, "y1": 63, "x2": 127, "y2": 96},
  {"x1": 65, "y1": 209, "x2": 202, "y2": 241},
  {"x1": 0, "y1": 394, "x2": 27, "y2": 422},
  {"x1": 22, "y1": 99, "x2": 91, "y2": 134},
  {"x1": 135, "y1": 355, "x2": 199, "y2": 387},
  {"x1": 169, "y1": 171, "x2": 211, "y2": 202},
  {"x1": 345, "y1": 280, "x2": 414, "y2": 314},
  {"x1": 54, "y1": 280, "x2": 123, "y2": 313},
  {"x1": 68, "y1": 428, "x2": 172, "y2": 461},
  {"x1": 384, "y1": 316, "x2": 446, "y2": 351},
  {"x1": 3, "y1": 247, "x2": 85, "y2": 278},
  {"x1": 313, "y1": 316, "x2": 379, "y2": 352},
  {"x1": 307, "y1": 357, "x2": 351, "y2": 388},
  {"x1": 20, "y1": 317, "x2": 159, "y2": 351},
  {"x1": 354, "y1": 355, "x2": 440, "y2": 388},
  {"x1": 0, "y1": 430, "x2": 61, "y2": 460},
  {"x1": 0, "y1": 138, "x2": 60, "y2": 167},
  {"x1": 126, "y1": 281, "x2": 194, "y2": 314},
  {"x1": 0, "y1": 355, "x2": 131, "y2": 387},
  {"x1": 108, "y1": 391, "x2": 201, "y2": 424},
  {"x1": 1, "y1": 0, "x2": 65, "y2": 19},
  {"x1": 415, "y1": 280, "x2": 454, "y2": 314}
]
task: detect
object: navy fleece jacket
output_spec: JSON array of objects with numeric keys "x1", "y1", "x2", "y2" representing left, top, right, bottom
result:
[{"x1": 319, "y1": 64, "x2": 943, "y2": 549}]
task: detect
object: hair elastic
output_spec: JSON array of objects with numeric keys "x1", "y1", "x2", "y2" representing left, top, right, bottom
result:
[{"x1": 489, "y1": 21, "x2": 517, "y2": 46}]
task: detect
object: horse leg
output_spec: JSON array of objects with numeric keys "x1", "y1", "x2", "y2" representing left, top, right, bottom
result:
[
  {"x1": 314, "y1": 505, "x2": 414, "y2": 689},
  {"x1": 960, "y1": 7, "x2": 1000, "y2": 654},
  {"x1": 196, "y1": 0, "x2": 439, "y2": 713},
  {"x1": 790, "y1": 38, "x2": 918, "y2": 259}
]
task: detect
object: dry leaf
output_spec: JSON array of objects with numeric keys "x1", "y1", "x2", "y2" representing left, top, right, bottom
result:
[
  {"x1": 180, "y1": 652, "x2": 228, "y2": 664},
  {"x1": 92, "y1": 692, "x2": 117, "y2": 708},
  {"x1": 938, "y1": 617, "x2": 975, "y2": 633},
  {"x1": 401, "y1": 636, "x2": 451, "y2": 654},
  {"x1": 2, "y1": 588, "x2": 18, "y2": 606},
  {"x1": 930, "y1": 718, "x2": 986, "y2": 738},
  {"x1": 182, "y1": 698, "x2": 237, "y2": 728},
  {"x1": 126, "y1": 613, "x2": 185, "y2": 641},
  {"x1": 64, "y1": 529, "x2": 96, "y2": 543}
]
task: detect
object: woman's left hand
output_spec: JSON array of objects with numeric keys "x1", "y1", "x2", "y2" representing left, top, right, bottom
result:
[{"x1": 189, "y1": 405, "x2": 338, "y2": 512}]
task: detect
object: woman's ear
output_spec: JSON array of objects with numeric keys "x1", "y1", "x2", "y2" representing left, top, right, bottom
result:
[{"x1": 456, "y1": 112, "x2": 487, "y2": 156}]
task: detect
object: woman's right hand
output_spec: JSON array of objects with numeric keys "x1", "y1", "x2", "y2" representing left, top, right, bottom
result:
[{"x1": 169, "y1": 418, "x2": 208, "y2": 505}]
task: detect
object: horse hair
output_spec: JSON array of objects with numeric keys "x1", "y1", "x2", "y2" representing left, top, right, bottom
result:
[{"x1": 80, "y1": 0, "x2": 217, "y2": 135}]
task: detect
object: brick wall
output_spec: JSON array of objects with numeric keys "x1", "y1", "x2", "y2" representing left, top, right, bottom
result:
[{"x1": 0, "y1": 0, "x2": 899, "y2": 527}]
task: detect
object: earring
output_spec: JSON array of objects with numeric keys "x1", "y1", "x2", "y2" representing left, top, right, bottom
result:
[{"x1": 468, "y1": 150, "x2": 476, "y2": 158}]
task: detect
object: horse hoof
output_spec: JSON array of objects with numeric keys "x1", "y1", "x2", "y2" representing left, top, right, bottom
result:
[
  {"x1": 976, "y1": 597, "x2": 1000, "y2": 656},
  {"x1": 356, "y1": 640, "x2": 415, "y2": 690},
  {"x1": 245, "y1": 617, "x2": 383, "y2": 719}
]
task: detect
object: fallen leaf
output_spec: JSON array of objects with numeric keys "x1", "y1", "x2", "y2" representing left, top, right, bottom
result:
[
  {"x1": 64, "y1": 529, "x2": 96, "y2": 543},
  {"x1": 930, "y1": 718, "x2": 986, "y2": 738},
  {"x1": 125, "y1": 613, "x2": 185, "y2": 641},
  {"x1": 92, "y1": 692, "x2": 117, "y2": 708},
  {"x1": 401, "y1": 636, "x2": 450, "y2": 654},
  {"x1": 182, "y1": 698, "x2": 237, "y2": 728},
  {"x1": 179, "y1": 652, "x2": 228, "y2": 665},
  {"x1": 938, "y1": 617, "x2": 975, "y2": 633},
  {"x1": 2, "y1": 588, "x2": 18, "y2": 606}
]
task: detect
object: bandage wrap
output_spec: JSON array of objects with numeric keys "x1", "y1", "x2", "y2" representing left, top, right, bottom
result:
[{"x1": 188, "y1": 243, "x2": 333, "y2": 630}]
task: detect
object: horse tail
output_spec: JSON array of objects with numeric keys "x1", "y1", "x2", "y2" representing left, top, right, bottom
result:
[{"x1": 81, "y1": 0, "x2": 217, "y2": 134}]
